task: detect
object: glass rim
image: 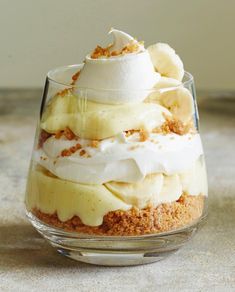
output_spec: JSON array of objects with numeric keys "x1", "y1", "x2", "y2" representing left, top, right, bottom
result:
[{"x1": 47, "y1": 64, "x2": 194, "y2": 92}]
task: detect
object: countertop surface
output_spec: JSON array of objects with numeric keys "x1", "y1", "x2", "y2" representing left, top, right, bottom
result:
[{"x1": 0, "y1": 90, "x2": 234, "y2": 292}]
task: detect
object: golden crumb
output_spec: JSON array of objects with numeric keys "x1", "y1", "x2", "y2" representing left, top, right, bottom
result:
[
  {"x1": 90, "y1": 140, "x2": 99, "y2": 148},
  {"x1": 61, "y1": 143, "x2": 82, "y2": 157},
  {"x1": 60, "y1": 149, "x2": 70, "y2": 157},
  {"x1": 90, "y1": 45, "x2": 112, "y2": 59},
  {"x1": 90, "y1": 40, "x2": 141, "y2": 59},
  {"x1": 64, "y1": 127, "x2": 76, "y2": 140},
  {"x1": 71, "y1": 70, "x2": 80, "y2": 85},
  {"x1": 56, "y1": 88, "x2": 73, "y2": 97},
  {"x1": 121, "y1": 42, "x2": 140, "y2": 54},
  {"x1": 79, "y1": 149, "x2": 91, "y2": 158},
  {"x1": 125, "y1": 130, "x2": 137, "y2": 137},
  {"x1": 55, "y1": 130, "x2": 63, "y2": 139},
  {"x1": 153, "y1": 116, "x2": 196, "y2": 136},
  {"x1": 79, "y1": 149, "x2": 86, "y2": 156},
  {"x1": 54, "y1": 127, "x2": 79, "y2": 141},
  {"x1": 139, "y1": 129, "x2": 149, "y2": 142},
  {"x1": 111, "y1": 51, "x2": 119, "y2": 56}
]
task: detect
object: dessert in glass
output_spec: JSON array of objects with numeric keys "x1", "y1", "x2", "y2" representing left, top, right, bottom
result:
[{"x1": 25, "y1": 29, "x2": 208, "y2": 266}]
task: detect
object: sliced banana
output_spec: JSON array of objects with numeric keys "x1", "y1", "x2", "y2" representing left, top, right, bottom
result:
[
  {"x1": 146, "y1": 76, "x2": 180, "y2": 103},
  {"x1": 154, "y1": 76, "x2": 181, "y2": 90},
  {"x1": 180, "y1": 157, "x2": 208, "y2": 196},
  {"x1": 159, "y1": 174, "x2": 182, "y2": 203},
  {"x1": 146, "y1": 77, "x2": 194, "y2": 123},
  {"x1": 105, "y1": 173, "x2": 184, "y2": 208},
  {"x1": 159, "y1": 87, "x2": 194, "y2": 123},
  {"x1": 105, "y1": 173, "x2": 164, "y2": 209},
  {"x1": 147, "y1": 43, "x2": 184, "y2": 81}
]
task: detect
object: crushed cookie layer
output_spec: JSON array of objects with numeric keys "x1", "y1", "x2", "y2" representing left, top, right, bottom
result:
[
  {"x1": 33, "y1": 193, "x2": 204, "y2": 236},
  {"x1": 38, "y1": 120, "x2": 196, "y2": 151},
  {"x1": 38, "y1": 117, "x2": 196, "y2": 154}
]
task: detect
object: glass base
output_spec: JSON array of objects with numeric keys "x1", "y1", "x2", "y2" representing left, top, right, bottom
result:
[{"x1": 26, "y1": 211, "x2": 206, "y2": 266}]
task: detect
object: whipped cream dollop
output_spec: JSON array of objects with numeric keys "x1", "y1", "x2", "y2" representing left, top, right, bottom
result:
[
  {"x1": 35, "y1": 133, "x2": 203, "y2": 184},
  {"x1": 75, "y1": 29, "x2": 160, "y2": 104}
]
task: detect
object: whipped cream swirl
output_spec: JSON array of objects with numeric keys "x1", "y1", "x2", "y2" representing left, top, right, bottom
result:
[{"x1": 75, "y1": 29, "x2": 160, "y2": 104}]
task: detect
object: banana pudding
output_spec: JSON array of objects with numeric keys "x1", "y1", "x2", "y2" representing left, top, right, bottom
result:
[{"x1": 25, "y1": 29, "x2": 207, "y2": 236}]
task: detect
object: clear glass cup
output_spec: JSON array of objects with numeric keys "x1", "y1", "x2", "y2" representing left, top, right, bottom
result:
[{"x1": 25, "y1": 65, "x2": 208, "y2": 266}]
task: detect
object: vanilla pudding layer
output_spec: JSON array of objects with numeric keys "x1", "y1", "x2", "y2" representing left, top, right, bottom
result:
[
  {"x1": 26, "y1": 157, "x2": 207, "y2": 227},
  {"x1": 41, "y1": 92, "x2": 170, "y2": 140}
]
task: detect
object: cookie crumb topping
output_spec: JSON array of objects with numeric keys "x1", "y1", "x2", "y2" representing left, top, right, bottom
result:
[{"x1": 90, "y1": 41, "x2": 142, "y2": 59}]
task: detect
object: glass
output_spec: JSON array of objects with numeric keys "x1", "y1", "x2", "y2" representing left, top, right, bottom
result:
[{"x1": 25, "y1": 65, "x2": 208, "y2": 266}]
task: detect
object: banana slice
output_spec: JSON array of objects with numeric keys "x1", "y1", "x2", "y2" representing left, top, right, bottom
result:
[
  {"x1": 146, "y1": 76, "x2": 180, "y2": 102},
  {"x1": 147, "y1": 77, "x2": 194, "y2": 123},
  {"x1": 105, "y1": 173, "x2": 183, "y2": 208},
  {"x1": 105, "y1": 174, "x2": 164, "y2": 209},
  {"x1": 180, "y1": 157, "x2": 208, "y2": 196},
  {"x1": 159, "y1": 174, "x2": 182, "y2": 203},
  {"x1": 147, "y1": 43, "x2": 184, "y2": 81},
  {"x1": 159, "y1": 87, "x2": 194, "y2": 123},
  {"x1": 154, "y1": 76, "x2": 181, "y2": 90}
]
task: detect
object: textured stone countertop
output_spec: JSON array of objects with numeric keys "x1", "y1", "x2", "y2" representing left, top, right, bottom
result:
[{"x1": 0, "y1": 90, "x2": 234, "y2": 291}]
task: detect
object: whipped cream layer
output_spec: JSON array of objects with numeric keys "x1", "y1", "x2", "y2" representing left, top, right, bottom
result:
[
  {"x1": 35, "y1": 132, "x2": 203, "y2": 184},
  {"x1": 75, "y1": 29, "x2": 160, "y2": 104}
]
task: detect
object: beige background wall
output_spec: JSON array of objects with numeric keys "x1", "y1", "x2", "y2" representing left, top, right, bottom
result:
[{"x1": 0, "y1": 0, "x2": 234, "y2": 90}]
